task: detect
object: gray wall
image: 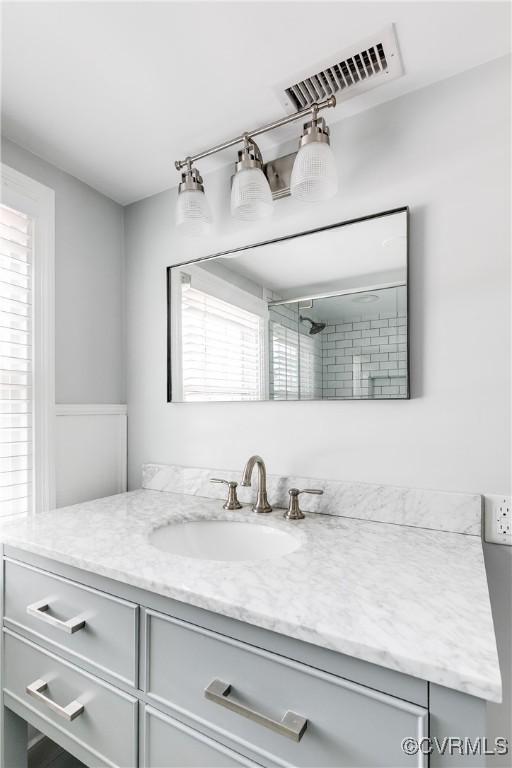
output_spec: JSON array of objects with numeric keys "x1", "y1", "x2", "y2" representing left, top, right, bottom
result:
[
  {"x1": 124, "y1": 56, "x2": 511, "y2": 754},
  {"x1": 125, "y1": 56, "x2": 510, "y2": 495},
  {"x1": 1, "y1": 138, "x2": 125, "y2": 404}
]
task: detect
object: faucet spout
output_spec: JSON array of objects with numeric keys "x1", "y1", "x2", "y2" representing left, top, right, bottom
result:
[{"x1": 241, "y1": 455, "x2": 272, "y2": 514}]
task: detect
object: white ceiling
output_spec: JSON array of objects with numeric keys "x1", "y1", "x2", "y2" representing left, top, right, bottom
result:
[
  {"x1": 312, "y1": 285, "x2": 406, "y2": 324},
  {"x1": 212, "y1": 209, "x2": 407, "y2": 297},
  {"x1": 1, "y1": 2, "x2": 510, "y2": 205}
]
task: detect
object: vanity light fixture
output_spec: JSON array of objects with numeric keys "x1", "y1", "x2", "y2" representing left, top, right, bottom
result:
[
  {"x1": 231, "y1": 136, "x2": 273, "y2": 221},
  {"x1": 174, "y1": 96, "x2": 337, "y2": 235},
  {"x1": 290, "y1": 108, "x2": 338, "y2": 203},
  {"x1": 175, "y1": 161, "x2": 212, "y2": 236}
]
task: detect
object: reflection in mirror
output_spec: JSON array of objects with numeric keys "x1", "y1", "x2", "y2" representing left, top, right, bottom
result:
[
  {"x1": 269, "y1": 285, "x2": 407, "y2": 400},
  {"x1": 168, "y1": 208, "x2": 408, "y2": 402}
]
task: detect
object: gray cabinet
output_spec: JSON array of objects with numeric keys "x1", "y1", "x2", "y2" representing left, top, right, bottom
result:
[
  {"x1": 143, "y1": 706, "x2": 260, "y2": 768},
  {"x1": 3, "y1": 630, "x2": 138, "y2": 768},
  {"x1": 145, "y1": 609, "x2": 427, "y2": 767},
  {"x1": 0, "y1": 546, "x2": 489, "y2": 768},
  {"x1": 4, "y1": 557, "x2": 138, "y2": 687}
]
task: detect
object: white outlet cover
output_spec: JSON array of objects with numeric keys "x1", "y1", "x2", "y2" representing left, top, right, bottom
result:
[{"x1": 484, "y1": 494, "x2": 512, "y2": 545}]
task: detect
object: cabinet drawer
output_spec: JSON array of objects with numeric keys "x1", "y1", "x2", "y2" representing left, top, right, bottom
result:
[
  {"x1": 3, "y1": 630, "x2": 138, "y2": 768},
  {"x1": 4, "y1": 558, "x2": 138, "y2": 686},
  {"x1": 146, "y1": 610, "x2": 427, "y2": 768},
  {"x1": 143, "y1": 706, "x2": 260, "y2": 768}
]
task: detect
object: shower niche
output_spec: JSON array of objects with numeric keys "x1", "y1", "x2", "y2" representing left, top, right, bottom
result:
[{"x1": 167, "y1": 207, "x2": 408, "y2": 402}]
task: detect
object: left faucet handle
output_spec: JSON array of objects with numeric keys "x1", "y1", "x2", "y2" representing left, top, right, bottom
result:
[{"x1": 210, "y1": 479, "x2": 243, "y2": 511}]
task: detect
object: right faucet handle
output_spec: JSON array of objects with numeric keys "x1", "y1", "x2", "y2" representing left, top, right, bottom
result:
[
  {"x1": 210, "y1": 478, "x2": 242, "y2": 511},
  {"x1": 284, "y1": 488, "x2": 324, "y2": 520}
]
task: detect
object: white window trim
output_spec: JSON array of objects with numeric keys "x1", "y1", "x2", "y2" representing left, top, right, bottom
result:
[
  {"x1": 1, "y1": 163, "x2": 56, "y2": 513},
  {"x1": 182, "y1": 264, "x2": 269, "y2": 318}
]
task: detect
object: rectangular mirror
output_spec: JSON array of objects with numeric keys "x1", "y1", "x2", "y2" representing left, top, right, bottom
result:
[{"x1": 168, "y1": 207, "x2": 409, "y2": 402}]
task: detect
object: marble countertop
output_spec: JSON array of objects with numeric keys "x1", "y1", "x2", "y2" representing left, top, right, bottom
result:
[{"x1": 0, "y1": 489, "x2": 501, "y2": 702}]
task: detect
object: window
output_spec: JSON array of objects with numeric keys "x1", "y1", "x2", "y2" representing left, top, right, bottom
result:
[
  {"x1": 270, "y1": 322, "x2": 321, "y2": 400},
  {"x1": 299, "y1": 334, "x2": 321, "y2": 400},
  {"x1": 270, "y1": 323, "x2": 299, "y2": 400},
  {"x1": 0, "y1": 204, "x2": 33, "y2": 515},
  {"x1": 181, "y1": 284, "x2": 264, "y2": 402},
  {"x1": 1, "y1": 165, "x2": 55, "y2": 517}
]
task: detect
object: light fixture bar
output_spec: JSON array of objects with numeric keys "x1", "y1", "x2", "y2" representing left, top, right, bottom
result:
[
  {"x1": 175, "y1": 96, "x2": 336, "y2": 171},
  {"x1": 267, "y1": 281, "x2": 406, "y2": 307}
]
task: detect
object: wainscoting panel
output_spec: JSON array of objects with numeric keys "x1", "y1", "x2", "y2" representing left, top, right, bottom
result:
[{"x1": 55, "y1": 405, "x2": 127, "y2": 508}]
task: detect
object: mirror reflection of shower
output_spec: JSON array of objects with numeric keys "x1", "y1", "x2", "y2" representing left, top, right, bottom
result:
[{"x1": 299, "y1": 315, "x2": 327, "y2": 335}]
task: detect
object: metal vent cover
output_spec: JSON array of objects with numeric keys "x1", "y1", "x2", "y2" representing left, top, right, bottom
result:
[{"x1": 274, "y1": 25, "x2": 403, "y2": 114}]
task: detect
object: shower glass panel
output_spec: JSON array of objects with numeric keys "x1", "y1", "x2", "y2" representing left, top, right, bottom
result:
[{"x1": 168, "y1": 208, "x2": 408, "y2": 402}]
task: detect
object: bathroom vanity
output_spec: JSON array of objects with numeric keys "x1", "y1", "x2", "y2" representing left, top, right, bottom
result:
[{"x1": 0, "y1": 465, "x2": 501, "y2": 768}]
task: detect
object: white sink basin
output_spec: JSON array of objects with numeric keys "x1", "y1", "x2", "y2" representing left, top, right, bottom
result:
[{"x1": 148, "y1": 520, "x2": 300, "y2": 562}]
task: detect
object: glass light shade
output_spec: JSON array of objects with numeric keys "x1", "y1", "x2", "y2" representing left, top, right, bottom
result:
[
  {"x1": 176, "y1": 189, "x2": 211, "y2": 236},
  {"x1": 231, "y1": 167, "x2": 273, "y2": 221},
  {"x1": 290, "y1": 141, "x2": 338, "y2": 202}
]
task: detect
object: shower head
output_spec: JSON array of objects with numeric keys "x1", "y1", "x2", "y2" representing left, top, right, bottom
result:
[{"x1": 300, "y1": 315, "x2": 327, "y2": 335}]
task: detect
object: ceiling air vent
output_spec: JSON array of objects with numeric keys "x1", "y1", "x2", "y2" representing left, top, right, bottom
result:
[{"x1": 274, "y1": 25, "x2": 403, "y2": 114}]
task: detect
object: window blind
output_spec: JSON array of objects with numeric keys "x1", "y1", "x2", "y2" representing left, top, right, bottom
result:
[
  {"x1": 271, "y1": 323, "x2": 321, "y2": 400},
  {"x1": 299, "y1": 334, "x2": 321, "y2": 400},
  {"x1": 270, "y1": 323, "x2": 299, "y2": 400},
  {"x1": 0, "y1": 204, "x2": 32, "y2": 516},
  {"x1": 181, "y1": 285, "x2": 263, "y2": 402}
]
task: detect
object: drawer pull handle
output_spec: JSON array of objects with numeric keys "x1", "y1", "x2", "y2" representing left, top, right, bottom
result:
[
  {"x1": 204, "y1": 678, "x2": 307, "y2": 742},
  {"x1": 26, "y1": 599, "x2": 86, "y2": 634},
  {"x1": 26, "y1": 679, "x2": 84, "y2": 722}
]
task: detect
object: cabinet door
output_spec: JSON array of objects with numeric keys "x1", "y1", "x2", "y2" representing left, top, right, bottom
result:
[
  {"x1": 143, "y1": 706, "x2": 261, "y2": 768},
  {"x1": 146, "y1": 610, "x2": 427, "y2": 768},
  {"x1": 4, "y1": 558, "x2": 138, "y2": 687},
  {"x1": 3, "y1": 630, "x2": 138, "y2": 768}
]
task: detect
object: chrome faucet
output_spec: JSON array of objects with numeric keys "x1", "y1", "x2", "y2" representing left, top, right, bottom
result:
[{"x1": 241, "y1": 455, "x2": 272, "y2": 514}]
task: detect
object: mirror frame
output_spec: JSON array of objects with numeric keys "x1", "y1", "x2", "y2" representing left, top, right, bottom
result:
[{"x1": 167, "y1": 206, "x2": 410, "y2": 403}]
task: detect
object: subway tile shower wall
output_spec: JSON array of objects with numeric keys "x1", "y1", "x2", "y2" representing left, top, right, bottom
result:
[
  {"x1": 268, "y1": 303, "x2": 407, "y2": 400},
  {"x1": 322, "y1": 312, "x2": 408, "y2": 399}
]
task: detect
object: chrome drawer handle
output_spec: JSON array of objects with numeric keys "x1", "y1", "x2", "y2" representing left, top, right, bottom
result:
[
  {"x1": 26, "y1": 599, "x2": 86, "y2": 634},
  {"x1": 26, "y1": 679, "x2": 84, "y2": 722},
  {"x1": 204, "y1": 679, "x2": 307, "y2": 742}
]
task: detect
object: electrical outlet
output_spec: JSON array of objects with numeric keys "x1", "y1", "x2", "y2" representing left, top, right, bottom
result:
[{"x1": 484, "y1": 495, "x2": 512, "y2": 545}]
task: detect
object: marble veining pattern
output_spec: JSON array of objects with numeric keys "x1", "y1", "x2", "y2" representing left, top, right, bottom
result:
[
  {"x1": 0, "y1": 489, "x2": 500, "y2": 702},
  {"x1": 142, "y1": 463, "x2": 482, "y2": 536}
]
